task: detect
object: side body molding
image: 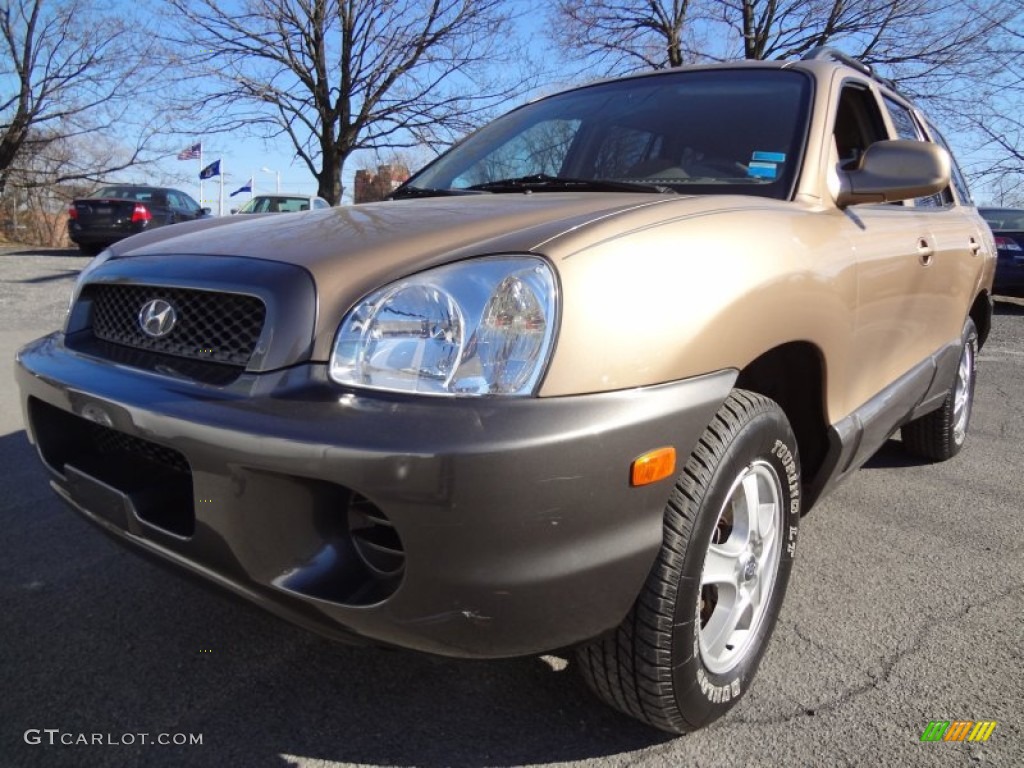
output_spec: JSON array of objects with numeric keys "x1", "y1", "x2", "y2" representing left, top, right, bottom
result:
[{"x1": 806, "y1": 338, "x2": 962, "y2": 508}]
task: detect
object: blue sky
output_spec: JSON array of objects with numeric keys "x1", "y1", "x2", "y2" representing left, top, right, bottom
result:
[{"x1": 136, "y1": 2, "x2": 1012, "y2": 209}]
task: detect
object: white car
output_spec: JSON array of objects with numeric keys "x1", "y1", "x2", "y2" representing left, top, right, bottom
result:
[{"x1": 233, "y1": 194, "x2": 330, "y2": 214}]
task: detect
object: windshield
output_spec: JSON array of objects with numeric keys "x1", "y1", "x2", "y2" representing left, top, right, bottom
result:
[
  {"x1": 237, "y1": 195, "x2": 314, "y2": 213},
  {"x1": 407, "y1": 69, "x2": 812, "y2": 200}
]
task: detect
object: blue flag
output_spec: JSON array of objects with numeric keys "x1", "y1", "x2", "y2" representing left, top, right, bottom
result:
[
  {"x1": 199, "y1": 159, "x2": 221, "y2": 180},
  {"x1": 230, "y1": 178, "x2": 253, "y2": 197}
]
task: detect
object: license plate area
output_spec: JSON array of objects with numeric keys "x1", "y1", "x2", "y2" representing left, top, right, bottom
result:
[
  {"x1": 65, "y1": 464, "x2": 134, "y2": 530},
  {"x1": 29, "y1": 398, "x2": 195, "y2": 538}
]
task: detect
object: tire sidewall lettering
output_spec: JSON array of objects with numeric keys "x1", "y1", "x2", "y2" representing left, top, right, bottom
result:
[{"x1": 675, "y1": 412, "x2": 800, "y2": 708}]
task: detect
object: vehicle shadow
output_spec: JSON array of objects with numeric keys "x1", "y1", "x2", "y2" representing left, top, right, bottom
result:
[
  {"x1": 10, "y1": 269, "x2": 80, "y2": 284},
  {"x1": 2, "y1": 247, "x2": 80, "y2": 257},
  {"x1": 993, "y1": 296, "x2": 1024, "y2": 315},
  {"x1": 0, "y1": 429, "x2": 672, "y2": 768},
  {"x1": 860, "y1": 437, "x2": 929, "y2": 469}
]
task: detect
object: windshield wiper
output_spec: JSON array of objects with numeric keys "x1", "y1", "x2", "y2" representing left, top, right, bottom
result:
[
  {"x1": 390, "y1": 186, "x2": 488, "y2": 199},
  {"x1": 466, "y1": 174, "x2": 673, "y2": 194}
]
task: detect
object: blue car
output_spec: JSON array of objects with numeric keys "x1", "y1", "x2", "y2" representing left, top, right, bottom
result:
[
  {"x1": 981, "y1": 207, "x2": 1024, "y2": 297},
  {"x1": 68, "y1": 185, "x2": 211, "y2": 256}
]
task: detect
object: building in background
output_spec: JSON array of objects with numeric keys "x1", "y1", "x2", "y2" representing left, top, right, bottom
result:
[{"x1": 354, "y1": 164, "x2": 410, "y2": 203}]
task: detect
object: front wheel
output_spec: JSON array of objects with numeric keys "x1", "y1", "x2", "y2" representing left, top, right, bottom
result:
[
  {"x1": 902, "y1": 319, "x2": 978, "y2": 461},
  {"x1": 576, "y1": 390, "x2": 800, "y2": 733}
]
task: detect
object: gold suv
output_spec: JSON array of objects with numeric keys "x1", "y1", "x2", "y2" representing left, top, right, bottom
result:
[{"x1": 15, "y1": 48, "x2": 995, "y2": 733}]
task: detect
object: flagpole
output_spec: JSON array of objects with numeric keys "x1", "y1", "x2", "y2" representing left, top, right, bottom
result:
[
  {"x1": 198, "y1": 143, "x2": 204, "y2": 211},
  {"x1": 251, "y1": 169, "x2": 255, "y2": 201},
  {"x1": 219, "y1": 158, "x2": 225, "y2": 217}
]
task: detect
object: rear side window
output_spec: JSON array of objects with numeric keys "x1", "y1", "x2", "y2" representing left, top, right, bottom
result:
[
  {"x1": 277, "y1": 197, "x2": 311, "y2": 212},
  {"x1": 924, "y1": 120, "x2": 973, "y2": 205},
  {"x1": 167, "y1": 190, "x2": 200, "y2": 213},
  {"x1": 883, "y1": 96, "x2": 921, "y2": 142}
]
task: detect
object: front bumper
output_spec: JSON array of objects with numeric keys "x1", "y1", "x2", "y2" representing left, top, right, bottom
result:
[{"x1": 15, "y1": 333, "x2": 734, "y2": 658}]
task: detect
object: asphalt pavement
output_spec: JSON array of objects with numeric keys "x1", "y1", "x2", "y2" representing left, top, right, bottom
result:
[{"x1": 1, "y1": 247, "x2": 1021, "y2": 767}]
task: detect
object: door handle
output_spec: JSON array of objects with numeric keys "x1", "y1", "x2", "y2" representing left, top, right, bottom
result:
[
  {"x1": 917, "y1": 237, "x2": 933, "y2": 266},
  {"x1": 969, "y1": 237, "x2": 981, "y2": 255}
]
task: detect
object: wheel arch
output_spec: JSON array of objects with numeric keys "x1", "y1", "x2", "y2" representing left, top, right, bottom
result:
[
  {"x1": 969, "y1": 291, "x2": 992, "y2": 349},
  {"x1": 733, "y1": 341, "x2": 829, "y2": 514}
]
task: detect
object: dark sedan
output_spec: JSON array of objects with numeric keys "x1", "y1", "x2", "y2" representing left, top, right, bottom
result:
[
  {"x1": 981, "y1": 207, "x2": 1024, "y2": 297},
  {"x1": 68, "y1": 185, "x2": 210, "y2": 255}
]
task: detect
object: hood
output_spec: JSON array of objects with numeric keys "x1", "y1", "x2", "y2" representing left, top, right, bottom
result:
[
  {"x1": 116, "y1": 192, "x2": 678, "y2": 269},
  {"x1": 112, "y1": 193, "x2": 686, "y2": 356},
  {"x1": 111, "y1": 192, "x2": 771, "y2": 361}
]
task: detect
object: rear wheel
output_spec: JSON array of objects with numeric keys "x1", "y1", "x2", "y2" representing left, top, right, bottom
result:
[
  {"x1": 576, "y1": 390, "x2": 800, "y2": 733},
  {"x1": 902, "y1": 319, "x2": 978, "y2": 461}
]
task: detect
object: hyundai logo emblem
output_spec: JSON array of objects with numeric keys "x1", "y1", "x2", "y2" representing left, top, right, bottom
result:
[{"x1": 138, "y1": 299, "x2": 178, "y2": 338}]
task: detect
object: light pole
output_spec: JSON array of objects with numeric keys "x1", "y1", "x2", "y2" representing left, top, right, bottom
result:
[{"x1": 260, "y1": 167, "x2": 280, "y2": 193}]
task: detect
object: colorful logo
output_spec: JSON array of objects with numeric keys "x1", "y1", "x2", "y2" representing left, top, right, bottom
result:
[{"x1": 920, "y1": 720, "x2": 997, "y2": 742}]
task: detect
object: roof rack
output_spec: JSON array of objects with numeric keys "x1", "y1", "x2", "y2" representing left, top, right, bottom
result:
[{"x1": 802, "y1": 47, "x2": 896, "y2": 90}]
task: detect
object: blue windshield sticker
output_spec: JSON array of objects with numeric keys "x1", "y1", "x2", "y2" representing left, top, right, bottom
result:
[
  {"x1": 752, "y1": 151, "x2": 786, "y2": 163},
  {"x1": 747, "y1": 161, "x2": 778, "y2": 179}
]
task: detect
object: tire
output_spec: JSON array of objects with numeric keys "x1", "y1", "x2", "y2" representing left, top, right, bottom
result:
[
  {"x1": 576, "y1": 390, "x2": 800, "y2": 733},
  {"x1": 77, "y1": 243, "x2": 102, "y2": 256},
  {"x1": 902, "y1": 319, "x2": 978, "y2": 462}
]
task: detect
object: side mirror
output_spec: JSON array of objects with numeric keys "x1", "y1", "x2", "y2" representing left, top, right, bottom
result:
[
  {"x1": 201, "y1": 207, "x2": 212, "y2": 216},
  {"x1": 836, "y1": 140, "x2": 950, "y2": 208},
  {"x1": 230, "y1": 208, "x2": 238, "y2": 215}
]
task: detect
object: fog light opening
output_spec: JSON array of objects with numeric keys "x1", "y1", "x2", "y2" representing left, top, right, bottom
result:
[{"x1": 347, "y1": 494, "x2": 405, "y2": 577}]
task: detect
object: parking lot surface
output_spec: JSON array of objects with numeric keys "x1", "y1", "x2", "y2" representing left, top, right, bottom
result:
[{"x1": 1, "y1": 247, "x2": 1021, "y2": 767}]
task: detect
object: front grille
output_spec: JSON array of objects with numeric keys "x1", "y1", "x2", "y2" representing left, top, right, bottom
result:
[
  {"x1": 84, "y1": 284, "x2": 266, "y2": 366},
  {"x1": 91, "y1": 424, "x2": 191, "y2": 474},
  {"x1": 66, "y1": 337, "x2": 244, "y2": 386}
]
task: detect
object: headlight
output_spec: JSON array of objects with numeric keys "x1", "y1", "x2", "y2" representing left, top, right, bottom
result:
[
  {"x1": 330, "y1": 255, "x2": 558, "y2": 396},
  {"x1": 65, "y1": 247, "x2": 115, "y2": 329}
]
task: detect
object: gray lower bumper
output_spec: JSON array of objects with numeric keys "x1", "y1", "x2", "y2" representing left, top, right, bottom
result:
[{"x1": 16, "y1": 332, "x2": 735, "y2": 658}]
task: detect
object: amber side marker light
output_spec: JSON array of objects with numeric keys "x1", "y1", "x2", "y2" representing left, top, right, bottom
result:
[{"x1": 631, "y1": 447, "x2": 676, "y2": 487}]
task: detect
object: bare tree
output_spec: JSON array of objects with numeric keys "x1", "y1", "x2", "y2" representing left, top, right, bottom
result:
[
  {"x1": 959, "y1": 0, "x2": 1024, "y2": 201},
  {"x1": 711, "y1": 0, "x2": 962, "y2": 62},
  {"x1": 0, "y1": 0, "x2": 166, "y2": 195},
  {"x1": 549, "y1": 0, "x2": 1024, "y2": 201},
  {"x1": 551, "y1": 1, "x2": 696, "y2": 72},
  {"x1": 0, "y1": 130, "x2": 135, "y2": 246},
  {"x1": 552, "y1": 1, "x2": 1015, "y2": 75},
  {"x1": 163, "y1": 0, "x2": 530, "y2": 205}
]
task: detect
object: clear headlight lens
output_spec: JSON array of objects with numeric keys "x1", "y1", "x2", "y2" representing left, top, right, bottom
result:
[{"x1": 329, "y1": 256, "x2": 558, "y2": 396}]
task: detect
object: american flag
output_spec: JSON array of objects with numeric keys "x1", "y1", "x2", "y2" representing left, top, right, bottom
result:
[{"x1": 177, "y1": 143, "x2": 201, "y2": 161}]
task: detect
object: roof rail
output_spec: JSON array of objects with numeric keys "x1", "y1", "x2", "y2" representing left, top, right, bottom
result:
[{"x1": 802, "y1": 47, "x2": 896, "y2": 90}]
